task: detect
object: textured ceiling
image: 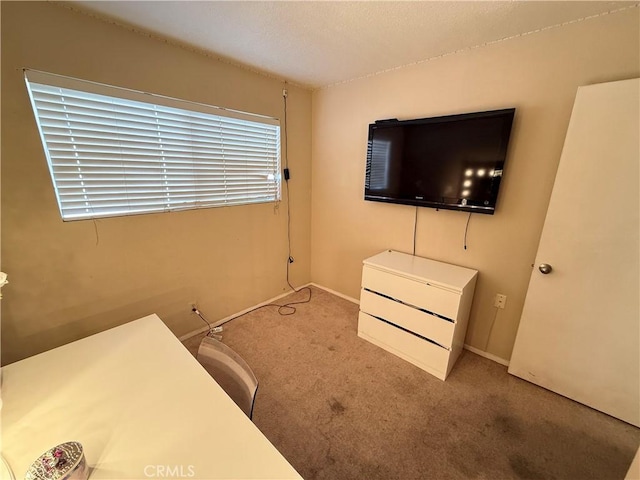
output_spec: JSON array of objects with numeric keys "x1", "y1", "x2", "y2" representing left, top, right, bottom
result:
[{"x1": 71, "y1": 1, "x2": 635, "y2": 89}]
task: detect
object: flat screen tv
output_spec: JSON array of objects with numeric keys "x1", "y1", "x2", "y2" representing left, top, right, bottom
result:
[{"x1": 364, "y1": 108, "x2": 515, "y2": 214}]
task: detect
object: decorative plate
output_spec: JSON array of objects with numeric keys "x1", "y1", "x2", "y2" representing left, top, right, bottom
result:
[{"x1": 25, "y1": 442, "x2": 88, "y2": 480}]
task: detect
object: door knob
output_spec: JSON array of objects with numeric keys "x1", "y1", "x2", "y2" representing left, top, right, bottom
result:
[{"x1": 538, "y1": 263, "x2": 553, "y2": 274}]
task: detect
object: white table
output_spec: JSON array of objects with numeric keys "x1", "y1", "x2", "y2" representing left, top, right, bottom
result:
[{"x1": 1, "y1": 314, "x2": 301, "y2": 479}]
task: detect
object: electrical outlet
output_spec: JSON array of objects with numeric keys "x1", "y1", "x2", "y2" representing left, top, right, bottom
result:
[{"x1": 494, "y1": 294, "x2": 507, "y2": 309}]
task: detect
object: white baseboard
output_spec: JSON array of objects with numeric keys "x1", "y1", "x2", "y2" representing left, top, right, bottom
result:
[
  {"x1": 309, "y1": 282, "x2": 360, "y2": 305},
  {"x1": 180, "y1": 283, "x2": 360, "y2": 341},
  {"x1": 464, "y1": 344, "x2": 510, "y2": 367},
  {"x1": 179, "y1": 288, "x2": 302, "y2": 341},
  {"x1": 180, "y1": 284, "x2": 510, "y2": 368},
  {"x1": 179, "y1": 325, "x2": 212, "y2": 341}
]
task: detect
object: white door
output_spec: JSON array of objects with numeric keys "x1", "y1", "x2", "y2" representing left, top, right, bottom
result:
[{"x1": 508, "y1": 79, "x2": 639, "y2": 427}]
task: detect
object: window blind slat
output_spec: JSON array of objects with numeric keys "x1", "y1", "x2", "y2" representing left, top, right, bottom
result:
[
  {"x1": 29, "y1": 84, "x2": 278, "y2": 122},
  {"x1": 30, "y1": 96, "x2": 279, "y2": 134},
  {"x1": 36, "y1": 114, "x2": 279, "y2": 142},
  {"x1": 40, "y1": 132, "x2": 279, "y2": 151},
  {"x1": 25, "y1": 71, "x2": 281, "y2": 221}
]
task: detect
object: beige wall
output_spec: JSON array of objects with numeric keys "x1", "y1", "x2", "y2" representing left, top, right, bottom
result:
[
  {"x1": 2, "y1": 2, "x2": 639, "y2": 367},
  {"x1": 1, "y1": 2, "x2": 312, "y2": 364},
  {"x1": 310, "y1": 8, "x2": 639, "y2": 361}
]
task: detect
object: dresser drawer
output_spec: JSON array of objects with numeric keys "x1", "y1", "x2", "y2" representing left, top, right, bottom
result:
[
  {"x1": 362, "y1": 265, "x2": 460, "y2": 320},
  {"x1": 357, "y1": 312, "x2": 449, "y2": 380},
  {"x1": 360, "y1": 289, "x2": 454, "y2": 349}
]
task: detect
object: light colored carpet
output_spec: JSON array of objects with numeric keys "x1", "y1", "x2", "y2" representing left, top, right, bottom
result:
[{"x1": 183, "y1": 286, "x2": 639, "y2": 480}]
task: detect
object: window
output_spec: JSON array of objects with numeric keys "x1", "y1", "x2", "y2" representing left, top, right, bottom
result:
[{"x1": 24, "y1": 70, "x2": 281, "y2": 221}]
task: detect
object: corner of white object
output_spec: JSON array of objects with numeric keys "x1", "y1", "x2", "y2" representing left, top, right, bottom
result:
[
  {"x1": 0, "y1": 272, "x2": 8, "y2": 299},
  {"x1": 626, "y1": 447, "x2": 640, "y2": 480}
]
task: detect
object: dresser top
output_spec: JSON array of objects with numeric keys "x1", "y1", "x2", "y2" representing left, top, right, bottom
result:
[{"x1": 363, "y1": 250, "x2": 478, "y2": 291}]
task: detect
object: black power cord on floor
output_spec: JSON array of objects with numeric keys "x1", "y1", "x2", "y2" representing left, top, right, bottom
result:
[
  {"x1": 204, "y1": 283, "x2": 312, "y2": 329},
  {"x1": 195, "y1": 86, "x2": 312, "y2": 330}
]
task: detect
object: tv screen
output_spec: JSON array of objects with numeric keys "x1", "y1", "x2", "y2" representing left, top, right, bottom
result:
[{"x1": 364, "y1": 108, "x2": 515, "y2": 214}]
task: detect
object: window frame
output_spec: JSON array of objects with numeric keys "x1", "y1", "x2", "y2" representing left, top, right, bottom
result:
[{"x1": 24, "y1": 69, "x2": 282, "y2": 221}]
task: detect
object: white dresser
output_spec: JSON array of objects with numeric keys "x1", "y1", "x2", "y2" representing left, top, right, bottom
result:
[{"x1": 358, "y1": 250, "x2": 478, "y2": 380}]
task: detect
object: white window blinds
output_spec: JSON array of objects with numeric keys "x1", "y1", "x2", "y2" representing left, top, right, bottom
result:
[{"x1": 24, "y1": 70, "x2": 281, "y2": 221}]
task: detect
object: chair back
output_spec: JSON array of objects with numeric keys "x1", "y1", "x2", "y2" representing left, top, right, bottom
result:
[{"x1": 196, "y1": 336, "x2": 258, "y2": 419}]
